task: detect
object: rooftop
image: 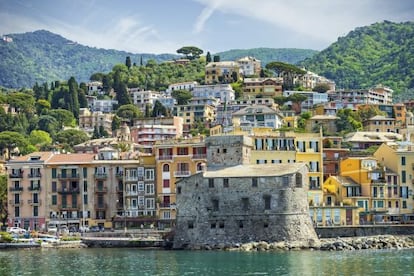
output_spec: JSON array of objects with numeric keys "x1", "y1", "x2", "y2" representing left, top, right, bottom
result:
[{"x1": 204, "y1": 163, "x2": 306, "y2": 178}]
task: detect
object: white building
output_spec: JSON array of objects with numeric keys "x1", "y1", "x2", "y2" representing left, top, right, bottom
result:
[
  {"x1": 192, "y1": 84, "x2": 235, "y2": 103},
  {"x1": 237, "y1": 56, "x2": 261, "y2": 76},
  {"x1": 90, "y1": 99, "x2": 118, "y2": 113},
  {"x1": 283, "y1": 90, "x2": 328, "y2": 112},
  {"x1": 166, "y1": 81, "x2": 198, "y2": 94}
]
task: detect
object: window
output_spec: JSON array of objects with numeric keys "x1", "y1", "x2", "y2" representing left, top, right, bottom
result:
[
  {"x1": 15, "y1": 206, "x2": 20, "y2": 217},
  {"x1": 33, "y1": 206, "x2": 38, "y2": 217},
  {"x1": 188, "y1": 221, "x2": 194, "y2": 229},
  {"x1": 252, "y1": 178, "x2": 258, "y2": 187},
  {"x1": 401, "y1": 156, "x2": 406, "y2": 166},
  {"x1": 210, "y1": 222, "x2": 216, "y2": 228},
  {"x1": 295, "y1": 173, "x2": 302, "y2": 188},
  {"x1": 138, "y1": 182, "x2": 145, "y2": 192},
  {"x1": 242, "y1": 197, "x2": 249, "y2": 211},
  {"x1": 219, "y1": 221, "x2": 225, "y2": 228},
  {"x1": 223, "y1": 178, "x2": 229, "y2": 188},
  {"x1": 163, "y1": 211, "x2": 171, "y2": 219},
  {"x1": 83, "y1": 180, "x2": 88, "y2": 192},
  {"x1": 402, "y1": 170, "x2": 406, "y2": 183},
  {"x1": 52, "y1": 168, "x2": 57, "y2": 179},
  {"x1": 83, "y1": 194, "x2": 88, "y2": 205},
  {"x1": 146, "y1": 198, "x2": 155, "y2": 209},
  {"x1": 212, "y1": 199, "x2": 219, "y2": 211},
  {"x1": 403, "y1": 201, "x2": 407, "y2": 209},
  {"x1": 51, "y1": 195, "x2": 57, "y2": 205},
  {"x1": 163, "y1": 179, "x2": 170, "y2": 188},
  {"x1": 138, "y1": 196, "x2": 144, "y2": 206},
  {"x1": 177, "y1": 147, "x2": 189, "y2": 155},
  {"x1": 52, "y1": 181, "x2": 57, "y2": 192},
  {"x1": 238, "y1": 220, "x2": 244, "y2": 228},
  {"x1": 145, "y1": 184, "x2": 155, "y2": 195},
  {"x1": 209, "y1": 179, "x2": 214, "y2": 188},
  {"x1": 145, "y1": 169, "x2": 155, "y2": 180},
  {"x1": 163, "y1": 164, "x2": 170, "y2": 172},
  {"x1": 83, "y1": 167, "x2": 87, "y2": 177},
  {"x1": 264, "y1": 195, "x2": 271, "y2": 210}
]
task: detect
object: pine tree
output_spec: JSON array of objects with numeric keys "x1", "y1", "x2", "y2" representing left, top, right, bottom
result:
[{"x1": 206, "y1": 51, "x2": 212, "y2": 63}]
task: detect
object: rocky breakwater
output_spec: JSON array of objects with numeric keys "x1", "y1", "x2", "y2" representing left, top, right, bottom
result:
[
  {"x1": 219, "y1": 235, "x2": 414, "y2": 252},
  {"x1": 319, "y1": 235, "x2": 414, "y2": 251}
]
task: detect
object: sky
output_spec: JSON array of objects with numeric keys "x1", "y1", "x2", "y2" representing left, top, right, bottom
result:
[{"x1": 1, "y1": 0, "x2": 414, "y2": 54}]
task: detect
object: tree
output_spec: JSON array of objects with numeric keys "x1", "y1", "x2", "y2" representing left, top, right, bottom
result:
[
  {"x1": 48, "y1": 109, "x2": 76, "y2": 128},
  {"x1": 0, "y1": 174, "x2": 7, "y2": 229},
  {"x1": 231, "y1": 81, "x2": 243, "y2": 99},
  {"x1": 55, "y1": 129, "x2": 89, "y2": 149},
  {"x1": 116, "y1": 104, "x2": 142, "y2": 125},
  {"x1": 37, "y1": 115, "x2": 60, "y2": 137},
  {"x1": 0, "y1": 131, "x2": 28, "y2": 160},
  {"x1": 112, "y1": 115, "x2": 121, "y2": 133},
  {"x1": 35, "y1": 99, "x2": 51, "y2": 115},
  {"x1": 312, "y1": 83, "x2": 331, "y2": 93},
  {"x1": 206, "y1": 52, "x2": 212, "y2": 63},
  {"x1": 356, "y1": 105, "x2": 386, "y2": 122},
  {"x1": 266, "y1": 61, "x2": 306, "y2": 91},
  {"x1": 213, "y1": 55, "x2": 220, "y2": 62},
  {"x1": 336, "y1": 108, "x2": 363, "y2": 134},
  {"x1": 68, "y1": 77, "x2": 80, "y2": 119},
  {"x1": 288, "y1": 93, "x2": 307, "y2": 114},
  {"x1": 125, "y1": 56, "x2": 132, "y2": 69},
  {"x1": 273, "y1": 96, "x2": 289, "y2": 106},
  {"x1": 152, "y1": 100, "x2": 167, "y2": 117},
  {"x1": 28, "y1": 130, "x2": 52, "y2": 150},
  {"x1": 171, "y1": 89, "x2": 192, "y2": 105},
  {"x1": 176, "y1": 46, "x2": 203, "y2": 60}
]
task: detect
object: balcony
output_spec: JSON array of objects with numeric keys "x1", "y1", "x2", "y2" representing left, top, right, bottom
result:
[
  {"x1": 28, "y1": 199, "x2": 42, "y2": 205},
  {"x1": 115, "y1": 172, "x2": 124, "y2": 179},
  {"x1": 9, "y1": 186, "x2": 23, "y2": 192},
  {"x1": 95, "y1": 203, "x2": 107, "y2": 210},
  {"x1": 28, "y1": 172, "x2": 41, "y2": 178},
  {"x1": 59, "y1": 204, "x2": 79, "y2": 210},
  {"x1": 95, "y1": 186, "x2": 108, "y2": 193},
  {"x1": 371, "y1": 179, "x2": 387, "y2": 185},
  {"x1": 159, "y1": 202, "x2": 170, "y2": 209},
  {"x1": 9, "y1": 172, "x2": 23, "y2": 178},
  {"x1": 94, "y1": 173, "x2": 108, "y2": 179},
  {"x1": 8, "y1": 200, "x2": 23, "y2": 206},
  {"x1": 58, "y1": 173, "x2": 79, "y2": 179},
  {"x1": 58, "y1": 188, "x2": 80, "y2": 194},
  {"x1": 157, "y1": 155, "x2": 173, "y2": 161},
  {"x1": 28, "y1": 186, "x2": 41, "y2": 192},
  {"x1": 174, "y1": 171, "x2": 191, "y2": 177},
  {"x1": 192, "y1": 154, "x2": 207, "y2": 159}
]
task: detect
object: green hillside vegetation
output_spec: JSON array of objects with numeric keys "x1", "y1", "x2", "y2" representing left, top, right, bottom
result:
[
  {"x1": 300, "y1": 21, "x2": 414, "y2": 96},
  {"x1": 0, "y1": 30, "x2": 178, "y2": 88},
  {"x1": 216, "y1": 48, "x2": 318, "y2": 66}
]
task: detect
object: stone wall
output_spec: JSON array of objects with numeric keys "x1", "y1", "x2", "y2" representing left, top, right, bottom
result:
[
  {"x1": 173, "y1": 164, "x2": 319, "y2": 249},
  {"x1": 316, "y1": 225, "x2": 414, "y2": 238}
]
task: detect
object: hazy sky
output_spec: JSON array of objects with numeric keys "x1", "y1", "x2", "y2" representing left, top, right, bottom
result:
[{"x1": 1, "y1": 0, "x2": 413, "y2": 54}]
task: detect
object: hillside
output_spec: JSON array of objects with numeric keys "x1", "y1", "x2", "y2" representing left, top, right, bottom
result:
[
  {"x1": 215, "y1": 48, "x2": 318, "y2": 66},
  {"x1": 0, "y1": 30, "x2": 177, "y2": 88},
  {"x1": 299, "y1": 21, "x2": 414, "y2": 95}
]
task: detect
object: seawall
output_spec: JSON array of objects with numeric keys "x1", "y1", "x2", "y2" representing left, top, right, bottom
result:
[{"x1": 315, "y1": 225, "x2": 414, "y2": 238}]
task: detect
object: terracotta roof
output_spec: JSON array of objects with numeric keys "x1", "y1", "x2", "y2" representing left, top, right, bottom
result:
[
  {"x1": 47, "y1": 153, "x2": 96, "y2": 164},
  {"x1": 9, "y1": 152, "x2": 54, "y2": 162}
]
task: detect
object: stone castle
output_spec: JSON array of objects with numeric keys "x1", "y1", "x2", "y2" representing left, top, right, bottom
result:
[{"x1": 173, "y1": 135, "x2": 319, "y2": 249}]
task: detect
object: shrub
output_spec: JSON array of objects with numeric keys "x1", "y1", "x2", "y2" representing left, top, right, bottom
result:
[{"x1": 0, "y1": 232, "x2": 13, "y2": 243}]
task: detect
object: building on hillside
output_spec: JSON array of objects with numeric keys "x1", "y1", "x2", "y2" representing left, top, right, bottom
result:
[
  {"x1": 78, "y1": 108, "x2": 114, "y2": 136},
  {"x1": 363, "y1": 115, "x2": 396, "y2": 133},
  {"x1": 344, "y1": 131, "x2": 402, "y2": 151},
  {"x1": 192, "y1": 84, "x2": 235, "y2": 103},
  {"x1": 130, "y1": 89, "x2": 161, "y2": 110},
  {"x1": 283, "y1": 90, "x2": 328, "y2": 113},
  {"x1": 297, "y1": 71, "x2": 335, "y2": 91},
  {"x1": 328, "y1": 86, "x2": 393, "y2": 108},
  {"x1": 232, "y1": 105, "x2": 284, "y2": 130},
  {"x1": 173, "y1": 135, "x2": 318, "y2": 249},
  {"x1": 205, "y1": 61, "x2": 240, "y2": 84},
  {"x1": 322, "y1": 137, "x2": 350, "y2": 181},
  {"x1": 154, "y1": 136, "x2": 207, "y2": 228},
  {"x1": 305, "y1": 115, "x2": 338, "y2": 135},
  {"x1": 165, "y1": 81, "x2": 198, "y2": 94},
  {"x1": 173, "y1": 103, "x2": 216, "y2": 135},
  {"x1": 242, "y1": 77, "x2": 283, "y2": 99},
  {"x1": 87, "y1": 81, "x2": 104, "y2": 96},
  {"x1": 237, "y1": 56, "x2": 261, "y2": 76},
  {"x1": 130, "y1": 117, "x2": 183, "y2": 154},
  {"x1": 90, "y1": 99, "x2": 118, "y2": 113}
]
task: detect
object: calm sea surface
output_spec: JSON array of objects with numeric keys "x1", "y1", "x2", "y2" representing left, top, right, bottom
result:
[{"x1": 0, "y1": 248, "x2": 413, "y2": 276}]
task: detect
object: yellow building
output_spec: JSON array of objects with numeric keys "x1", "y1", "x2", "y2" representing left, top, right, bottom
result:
[
  {"x1": 242, "y1": 77, "x2": 283, "y2": 99},
  {"x1": 205, "y1": 61, "x2": 240, "y2": 84},
  {"x1": 174, "y1": 103, "x2": 215, "y2": 135},
  {"x1": 373, "y1": 143, "x2": 414, "y2": 222},
  {"x1": 154, "y1": 136, "x2": 207, "y2": 228}
]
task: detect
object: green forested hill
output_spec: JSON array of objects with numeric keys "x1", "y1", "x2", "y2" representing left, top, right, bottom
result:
[
  {"x1": 299, "y1": 21, "x2": 414, "y2": 95},
  {"x1": 215, "y1": 48, "x2": 318, "y2": 66},
  {"x1": 0, "y1": 30, "x2": 178, "y2": 88}
]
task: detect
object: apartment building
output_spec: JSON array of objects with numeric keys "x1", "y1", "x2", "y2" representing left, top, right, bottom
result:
[
  {"x1": 205, "y1": 61, "x2": 240, "y2": 84},
  {"x1": 237, "y1": 56, "x2": 261, "y2": 76},
  {"x1": 78, "y1": 108, "x2": 114, "y2": 136},
  {"x1": 242, "y1": 77, "x2": 283, "y2": 99}
]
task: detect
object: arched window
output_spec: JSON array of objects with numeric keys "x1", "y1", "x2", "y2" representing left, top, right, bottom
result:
[{"x1": 163, "y1": 164, "x2": 170, "y2": 172}]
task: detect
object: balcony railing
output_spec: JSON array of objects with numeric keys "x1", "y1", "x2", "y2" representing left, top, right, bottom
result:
[
  {"x1": 8, "y1": 200, "x2": 23, "y2": 206},
  {"x1": 28, "y1": 199, "x2": 42, "y2": 205},
  {"x1": 95, "y1": 203, "x2": 107, "y2": 210},
  {"x1": 174, "y1": 170, "x2": 191, "y2": 177},
  {"x1": 59, "y1": 204, "x2": 79, "y2": 210},
  {"x1": 94, "y1": 173, "x2": 108, "y2": 179},
  {"x1": 115, "y1": 172, "x2": 124, "y2": 179},
  {"x1": 28, "y1": 173, "x2": 42, "y2": 178},
  {"x1": 157, "y1": 155, "x2": 173, "y2": 161},
  {"x1": 159, "y1": 202, "x2": 170, "y2": 208},
  {"x1": 9, "y1": 172, "x2": 23, "y2": 178},
  {"x1": 9, "y1": 186, "x2": 23, "y2": 192},
  {"x1": 58, "y1": 173, "x2": 79, "y2": 179},
  {"x1": 95, "y1": 186, "x2": 108, "y2": 193},
  {"x1": 58, "y1": 188, "x2": 80, "y2": 194},
  {"x1": 192, "y1": 154, "x2": 207, "y2": 159},
  {"x1": 28, "y1": 186, "x2": 41, "y2": 191}
]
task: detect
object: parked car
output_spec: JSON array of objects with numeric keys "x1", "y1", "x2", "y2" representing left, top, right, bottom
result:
[
  {"x1": 90, "y1": 225, "x2": 104, "y2": 232},
  {"x1": 7, "y1": 227, "x2": 26, "y2": 234},
  {"x1": 47, "y1": 224, "x2": 58, "y2": 234}
]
